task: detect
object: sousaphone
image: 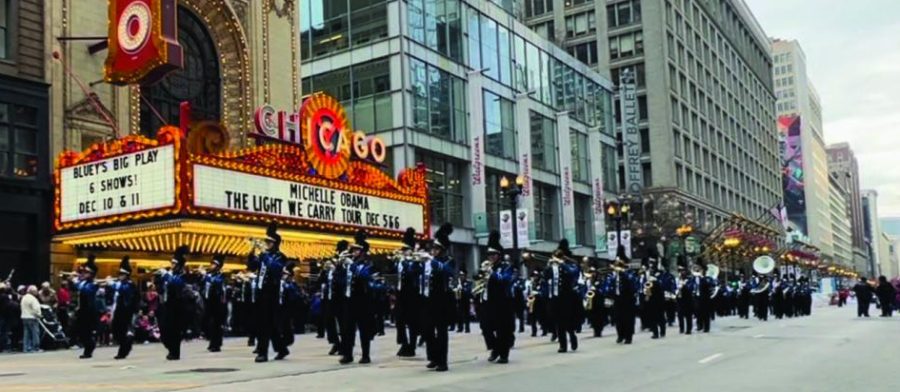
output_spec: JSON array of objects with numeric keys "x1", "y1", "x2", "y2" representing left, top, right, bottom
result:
[{"x1": 753, "y1": 255, "x2": 776, "y2": 275}]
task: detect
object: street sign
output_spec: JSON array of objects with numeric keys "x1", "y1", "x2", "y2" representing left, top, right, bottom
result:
[{"x1": 685, "y1": 236, "x2": 700, "y2": 255}]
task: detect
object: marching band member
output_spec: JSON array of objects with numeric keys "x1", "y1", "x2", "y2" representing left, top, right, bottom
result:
[
  {"x1": 524, "y1": 271, "x2": 543, "y2": 337},
  {"x1": 455, "y1": 271, "x2": 473, "y2": 333},
  {"x1": 483, "y1": 231, "x2": 516, "y2": 364},
  {"x1": 754, "y1": 275, "x2": 771, "y2": 321},
  {"x1": 585, "y1": 267, "x2": 607, "y2": 338},
  {"x1": 111, "y1": 256, "x2": 138, "y2": 359},
  {"x1": 696, "y1": 264, "x2": 715, "y2": 333},
  {"x1": 737, "y1": 273, "x2": 751, "y2": 319},
  {"x1": 422, "y1": 223, "x2": 455, "y2": 372},
  {"x1": 645, "y1": 268, "x2": 666, "y2": 339},
  {"x1": 74, "y1": 255, "x2": 100, "y2": 359},
  {"x1": 319, "y1": 240, "x2": 347, "y2": 356},
  {"x1": 612, "y1": 259, "x2": 638, "y2": 344},
  {"x1": 201, "y1": 254, "x2": 227, "y2": 353},
  {"x1": 246, "y1": 223, "x2": 289, "y2": 363},
  {"x1": 677, "y1": 266, "x2": 696, "y2": 334},
  {"x1": 395, "y1": 228, "x2": 423, "y2": 357},
  {"x1": 658, "y1": 266, "x2": 678, "y2": 327},
  {"x1": 157, "y1": 245, "x2": 190, "y2": 360},
  {"x1": 543, "y1": 239, "x2": 581, "y2": 353},
  {"x1": 514, "y1": 270, "x2": 527, "y2": 334},
  {"x1": 280, "y1": 261, "x2": 301, "y2": 350},
  {"x1": 338, "y1": 231, "x2": 376, "y2": 365}
]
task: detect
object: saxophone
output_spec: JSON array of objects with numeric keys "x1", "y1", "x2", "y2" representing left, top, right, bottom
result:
[
  {"x1": 644, "y1": 280, "x2": 654, "y2": 301},
  {"x1": 472, "y1": 260, "x2": 491, "y2": 297}
]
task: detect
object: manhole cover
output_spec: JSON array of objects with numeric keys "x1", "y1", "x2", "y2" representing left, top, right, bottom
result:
[
  {"x1": 166, "y1": 368, "x2": 239, "y2": 374},
  {"x1": 0, "y1": 373, "x2": 25, "y2": 377}
]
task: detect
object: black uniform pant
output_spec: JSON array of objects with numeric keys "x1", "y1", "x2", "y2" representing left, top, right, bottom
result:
[
  {"x1": 76, "y1": 310, "x2": 97, "y2": 357},
  {"x1": 255, "y1": 291, "x2": 287, "y2": 358},
  {"x1": 648, "y1": 303, "x2": 666, "y2": 337},
  {"x1": 696, "y1": 301, "x2": 711, "y2": 332},
  {"x1": 737, "y1": 297, "x2": 750, "y2": 319},
  {"x1": 487, "y1": 298, "x2": 516, "y2": 359},
  {"x1": 423, "y1": 296, "x2": 451, "y2": 367},
  {"x1": 396, "y1": 295, "x2": 420, "y2": 352},
  {"x1": 112, "y1": 309, "x2": 134, "y2": 358},
  {"x1": 476, "y1": 301, "x2": 494, "y2": 351},
  {"x1": 550, "y1": 296, "x2": 577, "y2": 351},
  {"x1": 665, "y1": 300, "x2": 677, "y2": 326},
  {"x1": 614, "y1": 302, "x2": 636, "y2": 342},
  {"x1": 242, "y1": 301, "x2": 257, "y2": 344},
  {"x1": 858, "y1": 299, "x2": 871, "y2": 317},
  {"x1": 340, "y1": 298, "x2": 373, "y2": 360},
  {"x1": 281, "y1": 307, "x2": 295, "y2": 347},
  {"x1": 456, "y1": 299, "x2": 471, "y2": 332},
  {"x1": 677, "y1": 302, "x2": 694, "y2": 334},
  {"x1": 588, "y1": 300, "x2": 609, "y2": 337},
  {"x1": 160, "y1": 305, "x2": 184, "y2": 358},
  {"x1": 203, "y1": 303, "x2": 226, "y2": 350}
]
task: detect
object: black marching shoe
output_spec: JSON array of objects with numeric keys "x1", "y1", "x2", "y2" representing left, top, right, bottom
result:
[
  {"x1": 616, "y1": 337, "x2": 623, "y2": 344},
  {"x1": 339, "y1": 356, "x2": 354, "y2": 365},
  {"x1": 79, "y1": 354, "x2": 92, "y2": 359},
  {"x1": 329, "y1": 345, "x2": 340, "y2": 356},
  {"x1": 114, "y1": 355, "x2": 127, "y2": 360},
  {"x1": 255, "y1": 355, "x2": 268, "y2": 363},
  {"x1": 624, "y1": 338, "x2": 632, "y2": 345},
  {"x1": 275, "y1": 351, "x2": 289, "y2": 360},
  {"x1": 571, "y1": 339, "x2": 578, "y2": 351},
  {"x1": 208, "y1": 347, "x2": 221, "y2": 353},
  {"x1": 435, "y1": 364, "x2": 449, "y2": 372},
  {"x1": 426, "y1": 362, "x2": 438, "y2": 369},
  {"x1": 496, "y1": 357, "x2": 509, "y2": 364},
  {"x1": 487, "y1": 351, "x2": 499, "y2": 362},
  {"x1": 167, "y1": 354, "x2": 180, "y2": 360},
  {"x1": 557, "y1": 348, "x2": 567, "y2": 353},
  {"x1": 651, "y1": 334, "x2": 659, "y2": 339},
  {"x1": 359, "y1": 356, "x2": 371, "y2": 364}
]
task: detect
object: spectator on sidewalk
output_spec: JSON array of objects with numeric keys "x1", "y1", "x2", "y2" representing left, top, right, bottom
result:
[
  {"x1": 876, "y1": 276, "x2": 896, "y2": 317},
  {"x1": 0, "y1": 283, "x2": 15, "y2": 352},
  {"x1": 853, "y1": 277, "x2": 875, "y2": 318},
  {"x1": 20, "y1": 285, "x2": 42, "y2": 353},
  {"x1": 38, "y1": 282, "x2": 57, "y2": 308}
]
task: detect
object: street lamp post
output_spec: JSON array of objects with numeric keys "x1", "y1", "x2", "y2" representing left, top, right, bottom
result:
[
  {"x1": 500, "y1": 175, "x2": 525, "y2": 262},
  {"x1": 605, "y1": 196, "x2": 632, "y2": 260}
]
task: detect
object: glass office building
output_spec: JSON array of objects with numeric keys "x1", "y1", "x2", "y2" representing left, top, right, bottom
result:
[{"x1": 301, "y1": 0, "x2": 617, "y2": 272}]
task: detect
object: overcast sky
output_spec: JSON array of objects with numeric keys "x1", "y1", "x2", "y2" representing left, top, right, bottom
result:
[{"x1": 744, "y1": 0, "x2": 900, "y2": 218}]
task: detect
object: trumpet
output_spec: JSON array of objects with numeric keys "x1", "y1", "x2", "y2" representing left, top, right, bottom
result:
[
  {"x1": 584, "y1": 289, "x2": 596, "y2": 311},
  {"x1": 248, "y1": 237, "x2": 267, "y2": 253}
]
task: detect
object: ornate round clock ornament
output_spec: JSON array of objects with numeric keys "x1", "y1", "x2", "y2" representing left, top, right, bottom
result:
[{"x1": 117, "y1": 1, "x2": 152, "y2": 55}]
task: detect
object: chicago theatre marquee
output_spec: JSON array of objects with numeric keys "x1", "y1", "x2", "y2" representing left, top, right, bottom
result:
[{"x1": 52, "y1": 93, "x2": 429, "y2": 275}]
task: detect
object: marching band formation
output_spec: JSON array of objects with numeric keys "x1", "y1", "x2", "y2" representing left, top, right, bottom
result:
[{"x1": 62, "y1": 222, "x2": 815, "y2": 371}]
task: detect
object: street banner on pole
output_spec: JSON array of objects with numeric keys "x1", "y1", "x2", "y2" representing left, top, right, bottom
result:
[{"x1": 606, "y1": 230, "x2": 632, "y2": 260}]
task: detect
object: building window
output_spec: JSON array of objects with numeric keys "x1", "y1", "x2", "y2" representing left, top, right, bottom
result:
[
  {"x1": 408, "y1": 0, "x2": 462, "y2": 61},
  {"x1": 530, "y1": 111, "x2": 558, "y2": 173},
  {"x1": 483, "y1": 90, "x2": 516, "y2": 160},
  {"x1": 416, "y1": 151, "x2": 464, "y2": 226},
  {"x1": 303, "y1": 58, "x2": 393, "y2": 132},
  {"x1": 142, "y1": 6, "x2": 220, "y2": 137},
  {"x1": 564, "y1": 11, "x2": 595, "y2": 38},
  {"x1": 300, "y1": 0, "x2": 389, "y2": 59},
  {"x1": 0, "y1": 0, "x2": 9, "y2": 59},
  {"x1": 612, "y1": 64, "x2": 646, "y2": 88},
  {"x1": 609, "y1": 31, "x2": 643, "y2": 60},
  {"x1": 574, "y1": 194, "x2": 592, "y2": 246},
  {"x1": 602, "y1": 144, "x2": 617, "y2": 193},
  {"x1": 567, "y1": 42, "x2": 599, "y2": 65},
  {"x1": 533, "y1": 182, "x2": 558, "y2": 241},
  {"x1": 0, "y1": 103, "x2": 38, "y2": 179},
  {"x1": 607, "y1": 0, "x2": 642, "y2": 28},
  {"x1": 533, "y1": 21, "x2": 555, "y2": 41},
  {"x1": 566, "y1": 0, "x2": 589, "y2": 8},
  {"x1": 410, "y1": 58, "x2": 467, "y2": 143},
  {"x1": 570, "y1": 131, "x2": 589, "y2": 183},
  {"x1": 642, "y1": 162, "x2": 652, "y2": 187},
  {"x1": 524, "y1": 0, "x2": 553, "y2": 17}
]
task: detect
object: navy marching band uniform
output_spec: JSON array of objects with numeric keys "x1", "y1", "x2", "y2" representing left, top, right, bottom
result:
[
  {"x1": 658, "y1": 268, "x2": 678, "y2": 327},
  {"x1": 246, "y1": 223, "x2": 289, "y2": 362},
  {"x1": 543, "y1": 239, "x2": 581, "y2": 353},
  {"x1": 612, "y1": 260, "x2": 638, "y2": 344},
  {"x1": 112, "y1": 256, "x2": 138, "y2": 359},
  {"x1": 74, "y1": 255, "x2": 100, "y2": 359},
  {"x1": 395, "y1": 229, "x2": 424, "y2": 357},
  {"x1": 280, "y1": 262, "x2": 301, "y2": 348},
  {"x1": 677, "y1": 269, "x2": 696, "y2": 334},
  {"x1": 318, "y1": 240, "x2": 347, "y2": 356},
  {"x1": 201, "y1": 254, "x2": 227, "y2": 352},
  {"x1": 338, "y1": 231, "x2": 376, "y2": 365},
  {"x1": 455, "y1": 272, "x2": 473, "y2": 333},
  {"x1": 157, "y1": 246, "x2": 190, "y2": 360},
  {"x1": 422, "y1": 223, "x2": 455, "y2": 372},
  {"x1": 483, "y1": 231, "x2": 517, "y2": 363}
]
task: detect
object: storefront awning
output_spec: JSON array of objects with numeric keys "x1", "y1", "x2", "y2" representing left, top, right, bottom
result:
[{"x1": 54, "y1": 218, "x2": 404, "y2": 260}]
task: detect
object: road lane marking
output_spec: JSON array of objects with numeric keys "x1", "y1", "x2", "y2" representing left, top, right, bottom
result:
[
  {"x1": 698, "y1": 353, "x2": 723, "y2": 364},
  {"x1": 753, "y1": 334, "x2": 765, "y2": 338}
]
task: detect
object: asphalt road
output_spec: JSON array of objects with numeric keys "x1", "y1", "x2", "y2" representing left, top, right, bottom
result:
[{"x1": 0, "y1": 303, "x2": 894, "y2": 392}]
